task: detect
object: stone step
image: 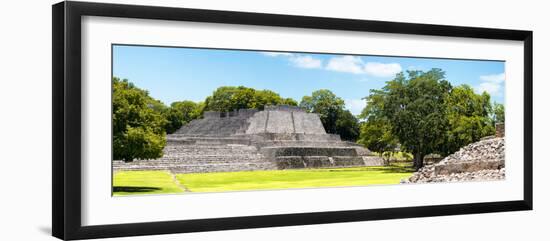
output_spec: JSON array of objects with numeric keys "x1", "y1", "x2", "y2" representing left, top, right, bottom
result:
[
  {"x1": 114, "y1": 162, "x2": 278, "y2": 174},
  {"x1": 273, "y1": 156, "x2": 367, "y2": 169},
  {"x1": 260, "y1": 146, "x2": 358, "y2": 157},
  {"x1": 170, "y1": 162, "x2": 278, "y2": 174}
]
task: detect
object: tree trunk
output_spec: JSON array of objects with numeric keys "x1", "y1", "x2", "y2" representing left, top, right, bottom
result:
[{"x1": 413, "y1": 152, "x2": 424, "y2": 171}]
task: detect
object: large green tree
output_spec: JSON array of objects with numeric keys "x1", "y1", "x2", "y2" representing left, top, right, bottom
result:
[
  {"x1": 112, "y1": 77, "x2": 167, "y2": 162},
  {"x1": 363, "y1": 69, "x2": 452, "y2": 169},
  {"x1": 443, "y1": 85, "x2": 495, "y2": 154},
  {"x1": 300, "y1": 89, "x2": 360, "y2": 141},
  {"x1": 361, "y1": 69, "x2": 498, "y2": 170},
  {"x1": 203, "y1": 86, "x2": 297, "y2": 112}
]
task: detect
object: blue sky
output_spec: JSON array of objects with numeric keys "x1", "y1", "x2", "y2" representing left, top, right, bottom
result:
[{"x1": 113, "y1": 45, "x2": 505, "y2": 115}]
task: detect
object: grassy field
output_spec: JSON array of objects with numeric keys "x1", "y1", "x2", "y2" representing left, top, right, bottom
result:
[
  {"x1": 112, "y1": 170, "x2": 184, "y2": 196},
  {"x1": 113, "y1": 162, "x2": 414, "y2": 196}
]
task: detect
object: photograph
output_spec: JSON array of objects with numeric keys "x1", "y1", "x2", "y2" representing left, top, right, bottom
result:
[{"x1": 111, "y1": 45, "x2": 506, "y2": 196}]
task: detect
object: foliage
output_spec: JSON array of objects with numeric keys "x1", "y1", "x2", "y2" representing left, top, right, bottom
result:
[
  {"x1": 362, "y1": 69, "x2": 452, "y2": 169},
  {"x1": 300, "y1": 89, "x2": 360, "y2": 141},
  {"x1": 300, "y1": 89, "x2": 344, "y2": 133},
  {"x1": 360, "y1": 69, "x2": 499, "y2": 170},
  {"x1": 359, "y1": 89, "x2": 400, "y2": 165},
  {"x1": 163, "y1": 101, "x2": 204, "y2": 134},
  {"x1": 443, "y1": 85, "x2": 495, "y2": 154},
  {"x1": 203, "y1": 86, "x2": 298, "y2": 112},
  {"x1": 493, "y1": 102, "x2": 505, "y2": 124},
  {"x1": 112, "y1": 77, "x2": 167, "y2": 161},
  {"x1": 358, "y1": 119, "x2": 399, "y2": 165},
  {"x1": 335, "y1": 110, "x2": 361, "y2": 141}
]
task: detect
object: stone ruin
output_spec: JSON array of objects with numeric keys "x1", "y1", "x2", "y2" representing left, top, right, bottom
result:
[
  {"x1": 402, "y1": 123, "x2": 505, "y2": 183},
  {"x1": 113, "y1": 105, "x2": 383, "y2": 173}
]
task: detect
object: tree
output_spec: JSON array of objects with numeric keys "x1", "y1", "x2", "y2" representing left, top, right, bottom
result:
[
  {"x1": 163, "y1": 101, "x2": 203, "y2": 134},
  {"x1": 112, "y1": 77, "x2": 167, "y2": 162},
  {"x1": 299, "y1": 89, "x2": 345, "y2": 134},
  {"x1": 203, "y1": 86, "x2": 297, "y2": 112},
  {"x1": 358, "y1": 119, "x2": 399, "y2": 165},
  {"x1": 493, "y1": 102, "x2": 505, "y2": 124},
  {"x1": 443, "y1": 85, "x2": 495, "y2": 154},
  {"x1": 363, "y1": 69, "x2": 452, "y2": 170},
  {"x1": 359, "y1": 94, "x2": 399, "y2": 165},
  {"x1": 335, "y1": 110, "x2": 361, "y2": 141},
  {"x1": 300, "y1": 89, "x2": 360, "y2": 141},
  {"x1": 282, "y1": 98, "x2": 298, "y2": 106}
]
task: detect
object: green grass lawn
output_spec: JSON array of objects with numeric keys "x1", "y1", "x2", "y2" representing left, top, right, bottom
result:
[
  {"x1": 113, "y1": 162, "x2": 414, "y2": 196},
  {"x1": 113, "y1": 170, "x2": 184, "y2": 196}
]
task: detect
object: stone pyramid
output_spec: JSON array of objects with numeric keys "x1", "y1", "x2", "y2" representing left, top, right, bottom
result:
[{"x1": 114, "y1": 105, "x2": 382, "y2": 173}]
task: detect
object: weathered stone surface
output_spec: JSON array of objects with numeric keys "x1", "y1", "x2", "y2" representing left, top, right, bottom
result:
[
  {"x1": 434, "y1": 160, "x2": 504, "y2": 175},
  {"x1": 495, "y1": 123, "x2": 505, "y2": 138},
  {"x1": 265, "y1": 105, "x2": 304, "y2": 112},
  {"x1": 274, "y1": 156, "x2": 306, "y2": 169},
  {"x1": 114, "y1": 105, "x2": 383, "y2": 173},
  {"x1": 260, "y1": 146, "x2": 357, "y2": 158},
  {"x1": 402, "y1": 137, "x2": 505, "y2": 184},
  {"x1": 245, "y1": 111, "x2": 268, "y2": 134},
  {"x1": 266, "y1": 110, "x2": 294, "y2": 133},
  {"x1": 244, "y1": 106, "x2": 327, "y2": 135},
  {"x1": 113, "y1": 143, "x2": 277, "y2": 173},
  {"x1": 293, "y1": 111, "x2": 326, "y2": 134},
  {"x1": 303, "y1": 156, "x2": 332, "y2": 168},
  {"x1": 331, "y1": 156, "x2": 365, "y2": 166},
  {"x1": 362, "y1": 156, "x2": 385, "y2": 166}
]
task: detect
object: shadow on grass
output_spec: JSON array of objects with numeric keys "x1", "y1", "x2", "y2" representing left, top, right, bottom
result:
[
  {"x1": 113, "y1": 186, "x2": 161, "y2": 193},
  {"x1": 321, "y1": 165, "x2": 414, "y2": 174},
  {"x1": 380, "y1": 167, "x2": 416, "y2": 173}
]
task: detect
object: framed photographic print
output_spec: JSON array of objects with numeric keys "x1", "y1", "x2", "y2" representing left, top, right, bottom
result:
[{"x1": 52, "y1": 1, "x2": 533, "y2": 240}]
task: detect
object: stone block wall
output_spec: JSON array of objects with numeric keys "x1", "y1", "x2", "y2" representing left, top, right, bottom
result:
[
  {"x1": 266, "y1": 111, "x2": 294, "y2": 133},
  {"x1": 495, "y1": 123, "x2": 505, "y2": 137},
  {"x1": 293, "y1": 111, "x2": 326, "y2": 134},
  {"x1": 264, "y1": 105, "x2": 304, "y2": 112},
  {"x1": 203, "y1": 111, "x2": 221, "y2": 119}
]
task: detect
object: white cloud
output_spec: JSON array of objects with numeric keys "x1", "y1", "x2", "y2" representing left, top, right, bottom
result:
[
  {"x1": 262, "y1": 52, "x2": 402, "y2": 77},
  {"x1": 364, "y1": 62, "x2": 402, "y2": 77},
  {"x1": 480, "y1": 73, "x2": 505, "y2": 83},
  {"x1": 261, "y1": 52, "x2": 322, "y2": 69},
  {"x1": 326, "y1": 56, "x2": 365, "y2": 74},
  {"x1": 289, "y1": 55, "x2": 323, "y2": 69},
  {"x1": 260, "y1": 52, "x2": 294, "y2": 57},
  {"x1": 476, "y1": 82, "x2": 502, "y2": 96},
  {"x1": 476, "y1": 73, "x2": 505, "y2": 96},
  {"x1": 345, "y1": 99, "x2": 366, "y2": 116},
  {"x1": 326, "y1": 56, "x2": 401, "y2": 77}
]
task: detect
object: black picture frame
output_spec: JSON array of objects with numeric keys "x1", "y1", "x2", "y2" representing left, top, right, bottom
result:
[{"x1": 52, "y1": 1, "x2": 533, "y2": 240}]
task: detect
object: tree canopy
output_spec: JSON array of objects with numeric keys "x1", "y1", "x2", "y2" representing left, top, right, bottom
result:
[
  {"x1": 443, "y1": 85, "x2": 495, "y2": 154},
  {"x1": 300, "y1": 89, "x2": 360, "y2": 141},
  {"x1": 360, "y1": 69, "x2": 497, "y2": 170},
  {"x1": 493, "y1": 103, "x2": 505, "y2": 124},
  {"x1": 358, "y1": 93, "x2": 399, "y2": 164},
  {"x1": 163, "y1": 101, "x2": 204, "y2": 134},
  {"x1": 203, "y1": 86, "x2": 298, "y2": 112},
  {"x1": 112, "y1": 77, "x2": 167, "y2": 162}
]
